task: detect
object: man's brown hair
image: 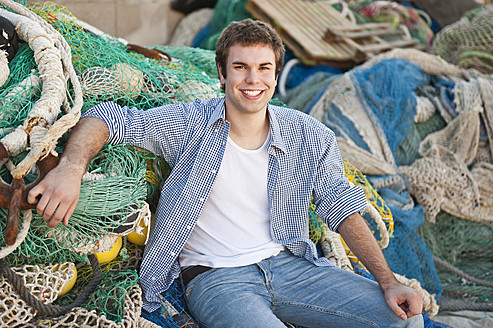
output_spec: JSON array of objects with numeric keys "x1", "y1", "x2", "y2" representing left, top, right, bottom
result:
[{"x1": 215, "y1": 19, "x2": 285, "y2": 88}]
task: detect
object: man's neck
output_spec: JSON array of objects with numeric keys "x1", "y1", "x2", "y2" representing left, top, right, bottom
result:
[{"x1": 226, "y1": 107, "x2": 270, "y2": 150}]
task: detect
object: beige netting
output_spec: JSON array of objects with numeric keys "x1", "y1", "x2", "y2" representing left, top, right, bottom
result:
[
  {"x1": 415, "y1": 96, "x2": 436, "y2": 123},
  {"x1": 167, "y1": 8, "x2": 214, "y2": 47},
  {"x1": 0, "y1": 262, "x2": 76, "y2": 326},
  {"x1": 418, "y1": 103, "x2": 481, "y2": 166},
  {"x1": 319, "y1": 224, "x2": 354, "y2": 272},
  {"x1": 478, "y1": 76, "x2": 493, "y2": 158},
  {"x1": 0, "y1": 50, "x2": 8, "y2": 87},
  {"x1": 174, "y1": 80, "x2": 219, "y2": 103},
  {"x1": 360, "y1": 48, "x2": 463, "y2": 78},
  {"x1": 30, "y1": 284, "x2": 143, "y2": 328},
  {"x1": 398, "y1": 147, "x2": 493, "y2": 223},
  {"x1": 398, "y1": 73, "x2": 493, "y2": 223}
]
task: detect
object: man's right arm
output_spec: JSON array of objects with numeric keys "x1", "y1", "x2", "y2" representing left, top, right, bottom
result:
[{"x1": 27, "y1": 117, "x2": 109, "y2": 228}]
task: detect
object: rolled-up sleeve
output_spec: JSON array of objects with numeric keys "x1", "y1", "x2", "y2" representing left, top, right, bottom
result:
[
  {"x1": 82, "y1": 101, "x2": 188, "y2": 166},
  {"x1": 312, "y1": 130, "x2": 367, "y2": 231}
]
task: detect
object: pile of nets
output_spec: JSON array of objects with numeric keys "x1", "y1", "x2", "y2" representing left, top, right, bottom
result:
[
  {"x1": 433, "y1": 5, "x2": 493, "y2": 74},
  {"x1": 308, "y1": 47, "x2": 493, "y2": 308},
  {"x1": 0, "y1": 0, "x2": 221, "y2": 326}
]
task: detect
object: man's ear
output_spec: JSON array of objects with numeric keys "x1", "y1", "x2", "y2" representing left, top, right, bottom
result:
[
  {"x1": 218, "y1": 64, "x2": 225, "y2": 84},
  {"x1": 216, "y1": 64, "x2": 224, "y2": 84}
]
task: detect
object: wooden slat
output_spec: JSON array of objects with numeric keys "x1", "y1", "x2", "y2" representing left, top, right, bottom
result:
[{"x1": 246, "y1": 0, "x2": 420, "y2": 66}]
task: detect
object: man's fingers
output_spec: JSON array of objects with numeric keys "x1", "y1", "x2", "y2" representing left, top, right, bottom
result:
[
  {"x1": 63, "y1": 201, "x2": 78, "y2": 226},
  {"x1": 406, "y1": 294, "x2": 423, "y2": 318},
  {"x1": 42, "y1": 199, "x2": 60, "y2": 225},
  {"x1": 35, "y1": 193, "x2": 51, "y2": 217},
  {"x1": 27, "y1": 184, "x2": 43, "y2": 204},
  {"x1": 388, "y1": 300, "x2": 407, "y2": 320}
]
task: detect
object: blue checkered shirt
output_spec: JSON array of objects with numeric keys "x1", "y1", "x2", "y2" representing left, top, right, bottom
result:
[{"x1": 84, "y1": 97, "x2": 367, "y2": 312}]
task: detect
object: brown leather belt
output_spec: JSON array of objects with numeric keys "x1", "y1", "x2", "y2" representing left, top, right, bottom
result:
[{"x1": 181, "y1": 265, "x2": 212, "y2": 287}]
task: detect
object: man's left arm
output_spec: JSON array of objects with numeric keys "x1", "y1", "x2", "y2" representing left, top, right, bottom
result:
[{"x1": 337, "y1": 212, "x2": 423, "y2": 321}]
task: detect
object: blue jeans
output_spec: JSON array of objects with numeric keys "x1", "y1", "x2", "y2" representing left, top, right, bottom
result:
[{"x1": 184, "y1": 251, "x2": 424, "y2": 328}]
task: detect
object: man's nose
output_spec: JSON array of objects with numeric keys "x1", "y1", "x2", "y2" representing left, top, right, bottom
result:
[{"x1": 246, "y1": 69, "x2": 260, "y2": 84}]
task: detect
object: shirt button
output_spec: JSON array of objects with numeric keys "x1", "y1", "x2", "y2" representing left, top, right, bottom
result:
[
  {"x1": 170, "y1": 252, "x2": 176, "y2": 256},
  {"x1": 212, "y1": 169, "x2": 216, "y2": 174},
  {"x1": 152, "y1": 277, "x2": 156, "y2": 281},
  {"x1": 214, "y1": 129, "x2": 218, "y2": 133},
  {"x1": 199, "y1": 197, "x2": 205, "y2": 202},
  {"x1": 186, "y1": 225, "x2": 192, "y2": 230}
]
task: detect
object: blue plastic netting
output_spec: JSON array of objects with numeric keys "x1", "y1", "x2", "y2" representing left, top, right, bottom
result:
[{"x1": 351, "y1": 58, "x2": 430, "y2": 159}]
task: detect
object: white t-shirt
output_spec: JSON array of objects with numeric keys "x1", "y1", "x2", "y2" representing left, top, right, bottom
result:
[{"x1": 179, "y1": 133, "x2": 284, "y2": 268}]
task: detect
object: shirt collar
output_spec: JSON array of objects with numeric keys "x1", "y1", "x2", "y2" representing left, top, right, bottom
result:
[
  {"x1": 206, "y1": 98, "x2": 226, "y2": 128},
  {"x1": 206, "y1": 98, "x2": 286, "y2": 154},
  {"x1": 267, "y1": 103, "x2": 286, "y2": 154}
]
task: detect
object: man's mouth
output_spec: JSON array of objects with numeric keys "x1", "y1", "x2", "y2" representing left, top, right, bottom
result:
[{"x1": 242, "y1": 90, "x2": 263, "y2": 97}]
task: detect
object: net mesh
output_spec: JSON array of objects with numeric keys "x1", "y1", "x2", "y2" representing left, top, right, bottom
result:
[
  {"x1": 433, "y1": 5, "x2": 493, "y2": 74},
  {"x1": 419, "y1": 212, "x2": 493, "y2": 303},
  {"x1": 307, "y1": 47, "x2": 493, "y2": 308},
  {"x1": 0, "y1": 0, "x2": 222, "y2": 326}
]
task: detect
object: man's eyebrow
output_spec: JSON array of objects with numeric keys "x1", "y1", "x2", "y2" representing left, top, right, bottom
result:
[{"x1": 231, "y1": 61, "x2": 274, "y2": 66}]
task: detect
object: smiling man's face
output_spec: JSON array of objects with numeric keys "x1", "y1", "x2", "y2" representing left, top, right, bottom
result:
[{"x1": 220, "y1": 44, "x2": 278, "y2": 117}]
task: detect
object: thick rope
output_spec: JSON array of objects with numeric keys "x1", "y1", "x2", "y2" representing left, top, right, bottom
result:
[
  {"x1": 439, "y1": 296, "x2": 493, "y2": 312},
  {"x1": 433, "y1": 255, "x2": 493, "y2": 288},
  {"x1": 0, "y1": 254, "x2": 101, "y2": 317},
  {"x1": 0, "y1": 0, "x2": 83, "y2": 179}
]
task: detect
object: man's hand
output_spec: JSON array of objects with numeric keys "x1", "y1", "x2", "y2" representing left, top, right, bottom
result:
[
  {"x1": 26, "y1": 116, "x2": 109, "y2": 228},
  {"x1": 27, "y1": 161, "x2": 84, "y2": 228},
  {"x1": 337, "y1": 213, "x2": 424, "y2": 320},
  {"x1": 383, "y1": 282, "x2": 423, "y2": 320}
]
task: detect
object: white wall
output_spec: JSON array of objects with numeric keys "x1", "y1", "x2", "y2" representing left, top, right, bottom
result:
[{"x1": 27, "y1": 0, "x2": 184, "y2": 46}]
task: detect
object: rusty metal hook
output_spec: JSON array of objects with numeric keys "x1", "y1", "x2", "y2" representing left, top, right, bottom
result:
[{"x1": 0, "y1": 143, "x2": 59, "y2": 245}]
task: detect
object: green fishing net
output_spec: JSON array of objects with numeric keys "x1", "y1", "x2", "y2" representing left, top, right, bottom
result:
[
  {"x1": 433, "y1": 5, "x2": 493, "y2": 74},
  {"x1": 0, "y1": 1, "x2": 224, "y2": 325},
  {"x1": 419, "y1": 212, "x2": 493, "y2": 302}
]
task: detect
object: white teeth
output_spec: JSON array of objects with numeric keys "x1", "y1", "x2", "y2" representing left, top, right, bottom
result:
[{"x1": 243, "y1": 90, "x2": 262, "y2": 96}]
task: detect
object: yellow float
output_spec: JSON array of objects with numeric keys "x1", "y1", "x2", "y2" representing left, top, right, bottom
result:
[
  {"x1": 94, "y1": 236, "x2": 123, "y2": 264},
  {"x1": 126, "y1": 215, "x2": 153, "y2": 246}
]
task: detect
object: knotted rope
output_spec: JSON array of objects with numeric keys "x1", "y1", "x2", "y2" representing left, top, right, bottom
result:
[{"x1": 0, "y1": 254, "x2": 101, "y2": 317}]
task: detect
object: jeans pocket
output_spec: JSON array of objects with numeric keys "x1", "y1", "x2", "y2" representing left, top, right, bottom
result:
[{"x1": 184, "y1": 268, "x2": 218, "y2": 302}]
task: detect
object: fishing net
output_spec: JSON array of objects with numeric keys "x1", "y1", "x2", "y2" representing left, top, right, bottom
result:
[
  {"x1": 433, "y1": 5, "x2": 493, "y2": 74},
  {"x1": 167, "y1": 8, "x2": 214, "y2": 48},
  {"x1": 351, "y1": 1, "x2": 434, "y2": 47},
  {"x1": 419, "y1": 212, "x2": 493, "y2": 303},
  {"x1": 306, "y1": 47, "x2": 493, "y2": 314},
  {"x1": 198, "y1": 0, "x2": 252, "y2": 51},
  {"x1": 278, "y1": 71, "x2": 340, "y2": 114},
  {"x1": 0, "y1": 0, "x2": 223, "y2": 326},
  {"x1": 351, "y1": 58, "x2": 430, "y2": 161}
]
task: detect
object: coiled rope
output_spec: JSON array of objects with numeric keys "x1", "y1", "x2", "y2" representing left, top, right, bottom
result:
[{"x1": 0, "y1": 254, "x2": 101, "y2": 317}]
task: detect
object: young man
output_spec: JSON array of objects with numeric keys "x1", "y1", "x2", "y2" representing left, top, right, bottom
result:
[{"x1": 29, "y1": 19, "x2": 423, "y2": 327}]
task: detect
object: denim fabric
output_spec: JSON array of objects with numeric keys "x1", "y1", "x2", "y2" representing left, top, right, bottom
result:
[{"x1": 184, "y1": 251, "x2": 424, "y2": 328}]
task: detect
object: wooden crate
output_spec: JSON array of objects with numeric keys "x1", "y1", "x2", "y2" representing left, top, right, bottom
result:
[{"x1": 246, "y1": 0, "x2": 420, "y2": 67}]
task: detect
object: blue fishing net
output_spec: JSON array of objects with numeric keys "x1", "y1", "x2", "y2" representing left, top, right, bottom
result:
[{"x1": 351, "y1": 58, "x2": 431, "y2": 161}]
